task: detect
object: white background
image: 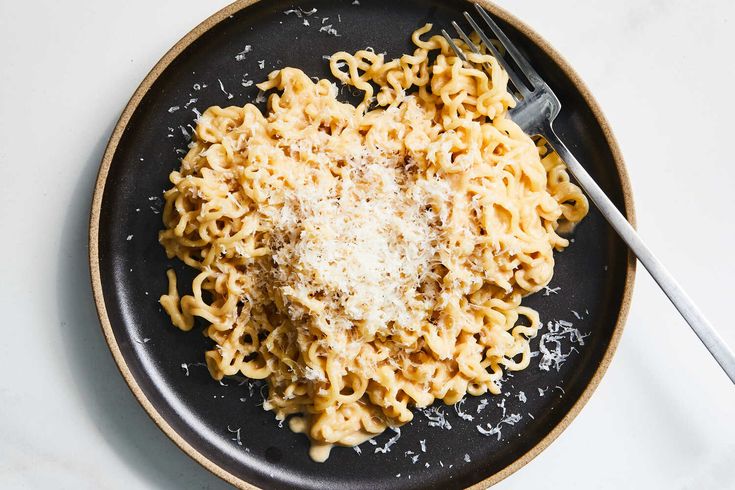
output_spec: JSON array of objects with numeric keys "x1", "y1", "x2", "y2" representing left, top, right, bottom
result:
[{"x1": 1, "y1": 0, "x2": 733, "y2": 488}]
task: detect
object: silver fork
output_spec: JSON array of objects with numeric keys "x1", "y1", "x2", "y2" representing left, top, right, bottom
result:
[{"x1": 442, "y1": 4, "x2": 735, "y2": 384}]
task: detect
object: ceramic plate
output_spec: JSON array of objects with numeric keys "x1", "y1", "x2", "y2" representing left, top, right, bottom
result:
[{"x1": 90, "y1": 1, "x2": 635, "y2": 488}]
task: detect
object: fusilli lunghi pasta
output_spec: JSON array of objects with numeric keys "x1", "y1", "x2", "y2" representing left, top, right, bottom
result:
[{"x1": 159, "y1": 24, "x2": 588, "y2": 461}]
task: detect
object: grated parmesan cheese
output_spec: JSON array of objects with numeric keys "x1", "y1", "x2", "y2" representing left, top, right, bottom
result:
[
  {"x1": 271, "y1": 152, "x2": 438, "y2": 345},
  {"x1": 374, "y1": 427, "x2": 401, "y2": 453},
  {"x1": 227, "y1": 426, "x2": 243, "y2": 445},
  {"x1": 454, "y1": 398, "x2": 474, "y2": 421},
  {"x1": 537, "y1": 318, "x2": 589, "y2": 371},
  {"x1": 235, "y1": 45, "x2": 252, "y2": 61},
  {"x1": 217, "y1": 79, "x2": 234, "y2": 99},
  {"x1": 420, "y1": 407, "x2": 452, "y2": 430},
  {"x1": 319, "y1": 24, "x2": 341, "y2": 36}
]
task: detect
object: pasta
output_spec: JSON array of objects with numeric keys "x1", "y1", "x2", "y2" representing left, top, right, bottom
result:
[{"x1": 159, "y1": 24, "x2": 588, "y2": 461}]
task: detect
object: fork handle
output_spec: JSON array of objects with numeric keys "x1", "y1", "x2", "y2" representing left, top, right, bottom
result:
[{"x1": 543, "y1": 127, "x2": 735, "y2": 384}]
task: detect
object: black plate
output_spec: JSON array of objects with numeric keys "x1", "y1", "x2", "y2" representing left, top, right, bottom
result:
[{"x1": 90, "y1": 0, "x2": 635, "y2": 488}]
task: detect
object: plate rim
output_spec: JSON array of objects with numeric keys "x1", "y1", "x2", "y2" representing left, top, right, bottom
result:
[{"x1": 88, "y1": 0, "x2": 637, "y2": 488}]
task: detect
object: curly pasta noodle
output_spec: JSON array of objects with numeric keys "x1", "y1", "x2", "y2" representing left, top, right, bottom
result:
[{"x1": 159, "y1": 24, "x2": 588, "y2": 461}]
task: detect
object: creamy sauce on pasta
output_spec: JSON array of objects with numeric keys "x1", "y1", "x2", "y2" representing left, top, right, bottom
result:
[{"x1": 159, "y1": 24, "x2": 588, "y2": 461}]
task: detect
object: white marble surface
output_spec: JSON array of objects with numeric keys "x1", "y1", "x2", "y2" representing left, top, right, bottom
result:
[{"x1": 1, "y1": 0, "x2": 734, "y2": 488}]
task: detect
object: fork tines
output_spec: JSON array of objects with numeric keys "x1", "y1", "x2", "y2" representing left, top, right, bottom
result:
[{"x1": 442, "y1": 4, "x2": 545, "y2": 98}]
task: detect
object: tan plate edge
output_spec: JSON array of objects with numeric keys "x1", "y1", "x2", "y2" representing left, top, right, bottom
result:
[{"x1": 88, "y1": 1, "x2": 636, "y2": 489}]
